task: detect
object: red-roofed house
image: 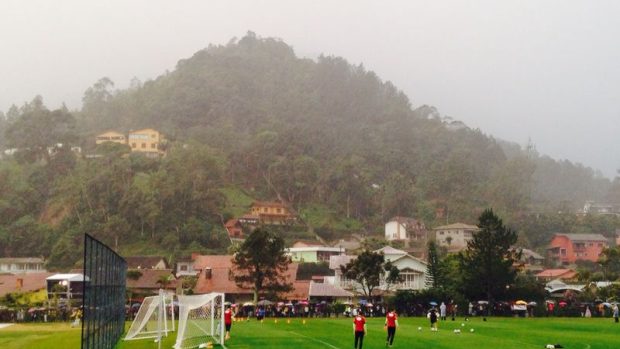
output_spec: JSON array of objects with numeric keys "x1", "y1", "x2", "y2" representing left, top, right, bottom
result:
[
  {"x1": 0, "y1": 272, "x2": 53, "y2": 297},
  {"x1": 224, "y1": 219, "x2": 244, "y2": 239},
  {"x1": 126, "y1": 269, "x2": 177, "y2": 296},
  {"x1": 192, "y1": 255, "x2": 307, "y2": 303},
  {"x1": 535, "y1": 269, "x2": 578, "y2": 282},
  {"x1": 547, "y1": 233, "x2": 609, "y2": 265}
]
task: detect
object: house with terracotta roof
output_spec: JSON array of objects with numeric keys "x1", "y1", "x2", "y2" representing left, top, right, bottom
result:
[
  {"x1": 546, "y1": 233, "x2": 609, "y2": 265},
  {"x1": 191, "y1": 255, "x2": 308, "y2": 303},
  {"x1": 124, "y1": 256, "x2": 168, "y2": 270},
  {"x1": 126, "y1": 269, "x2": 177, "y2": 296},
  {"x1": 224, "y1": 219, "x2": 244, "y2": 239},
  {"x1": 0, "y1": 272, "x2": 53, "y2": 297},
  {"x1": 535, "y1": 269, "x2": 578, "y2": 282},
  {"x1": 433, "y1": 223, "x2": 479, "y2": 252},
  {"x1": 286, "y1": 246, "x2": 343, "y2": 263}
]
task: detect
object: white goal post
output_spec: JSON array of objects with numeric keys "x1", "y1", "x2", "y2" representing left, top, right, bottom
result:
[
  {"x1": 174, "y1": 293, "x2": 225, "y2": 349},
  {"x1": 124, "y1": 290, "x2": 175, "y2": 341}
]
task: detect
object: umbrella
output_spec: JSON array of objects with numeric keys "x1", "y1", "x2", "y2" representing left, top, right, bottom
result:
[
  {"x1": 298, "y1": 300, "x2": 309, "y2": 305},
  {"x1": 242, "y1": 302, "x2": 254, "y2": 307},
  {"x1": 559, "y1": 301, "x2": 567, "y2": 307},
  {"x1": 231, "y1": 303, "x2": 238, "y2": 308},
  {"x1": 602, "y1": 302, "x2": 612, "y2": 308},
  {"x1": 285, "y1": 302, "x2": 294, "y2": 306},
  {"x1": 366, "y1": 303, "x2": 374, "y2": 307},
  {"x1": 515, "y1": 300, "x2": 527, "y2": 305},
  {"x1": 257, "y1": 300, "x2": 273, "y2": 306},
  {"x1": 527, "y1": 301, "x2": 537, "y2": 306},
  {"x1": 224, "y1": 301, "x2": 231, "y2": 306},
  {"x1": 429, "y1": 301, "x2": 438, "y2": 306},
  {"x1": 277, "y1": 301, "x2": 285, "y2": 306},
  {"x1": 477, "y1": 301, "x2": 489, "y2": 305}
]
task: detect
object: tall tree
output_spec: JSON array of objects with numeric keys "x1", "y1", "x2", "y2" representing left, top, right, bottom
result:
[
  {"x1": 341, "y1": 250, "x2": 397, "y2": 299},
  {"x1": 458, "y1": 209, "x2": 518, "y2": 310},
  {"x1": 425, "y1": 241, "x2": 444, "y2": 289},
  {"x1": 232, "y1": 229, "x2": 292, "y2": 303}
]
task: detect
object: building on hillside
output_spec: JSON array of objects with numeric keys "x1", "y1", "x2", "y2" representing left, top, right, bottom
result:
[
  {"x1": 0, "y1": 257, "x2": 46, "y2": 274},
  {"x1": 331, "y1": 237, "x2": 362, "y2": 252},
  {"x1": 126, "y1": 269, "x2": 176, "y2": 296},
  {"x1": 329, "y1": 246, "x2": 427, "y2": 296},
  {"x1": 384, "y1": 217, "x2": 427, "y2": 246},
  {"x1": 224, "y1": 219, "x2": 245, "y2": 239},
  {"x1": 308, "y1": 280, "x2": 353, "y2": 303},
  {"x1": 191, "y1": 254, "x2": 308, "y2": 303},
  {"x1": 175, "y1": 257, "x2": 198, "y2": 278},
  {"x1": 249, "y1": 201, "x2": 297, "y2": 225},
  {"x1": 546, "y1": 233, "x2": 609, "y2": 265},
  {"x1": 510, "y1": 248, "x2": 545, "y2": 273},
  {"x1": 124, "y1": 256, "x2": 168, "y2": 270},
  {"x1": 286, "y1": 246, "x2": 343, "y2": 263},
  {"x1": 46, "y1": 274, "x2": 87, "y2": 300},
  {"x1": 128, "y1": 128, "x2": 165, "y2": 157},
  {"x1": 433, "y1": 223, "x2": 479, "y2": 252},
  {"x1": 95, "y1": 130, "x2": 127, "y2": 145},
  {"x1": 579, "y1": 201, "x2": 620, "y2": 216},
  {"x1": 0, "y1": 272, "x2": 53, "y2": 297},
  {"x1": 535, "y1": 269, "x2": 578, "y2": 282}
]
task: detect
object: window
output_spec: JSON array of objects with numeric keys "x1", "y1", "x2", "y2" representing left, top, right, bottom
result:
[
  {"x1": 276, "y1": 208, "x2": 281, "y2": 213},
  {"x1": 141, "y1": 143, "x2": 146, "y2": 148},
  {"x1": 263, "y1": 208, "x2": 268, "y2": 213},
  {"x1": 131, "y1": 143, "x2": 136, "y2": 148},
  {"x1": 151, "y1": 143, "x2": 156, "y2": 149},
  {"x1": 439, "y1": 231, "x2": 444, "y2": 235},
  {"x1": 560, "y1": 248, "x2": 566, "y2": 256},
  {"x1": 180, "y1": 265, "x2": 188, "y2": 271}
]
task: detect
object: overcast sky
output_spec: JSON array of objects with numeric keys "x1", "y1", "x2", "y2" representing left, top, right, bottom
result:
[{"x1": 1, "y1": 0, "x2": 618, "y2": 178}]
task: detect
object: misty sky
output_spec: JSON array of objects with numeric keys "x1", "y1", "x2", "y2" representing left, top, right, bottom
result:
[{"x1": 1, "y1": 0, "x2": 618, "y2": 178}]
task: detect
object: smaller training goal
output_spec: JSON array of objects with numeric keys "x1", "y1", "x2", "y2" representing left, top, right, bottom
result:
[
  {"x1": 174, "y1": 293, "x2": 225, "y2": 349},
  {"x1": 124, "y1": 290, "x2": 175, "y2": 341}
]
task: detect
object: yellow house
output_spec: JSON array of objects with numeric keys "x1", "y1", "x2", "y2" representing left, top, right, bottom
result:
[
  {"x1": 250, "y1": 201, "x2": 297, "y2": 225},
  {"x1": 128, "y1": 128, "x2": 165, "y2": 157},
  {"x1": 95, "y1": 131, "x2": 127, "y2": 145}
]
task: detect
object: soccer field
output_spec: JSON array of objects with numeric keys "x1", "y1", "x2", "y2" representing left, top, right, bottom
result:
[{"x1": 1, "y1": 317, "x2": 618, "y2": 349}]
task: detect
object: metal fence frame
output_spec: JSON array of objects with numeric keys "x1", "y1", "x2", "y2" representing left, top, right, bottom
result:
[{"x1": 81, "y1": 234, "x2": 127, "y2": 349}]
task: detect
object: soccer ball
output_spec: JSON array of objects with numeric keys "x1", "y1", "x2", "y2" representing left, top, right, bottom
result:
[
  {"x1": 417, "y1": 326, "x2": 422, "y2": 331},
  {"x1": 453, "y1": 329, "x2": 461, "y2": 334},
  {"x1": 461, "y1": 323, "x2": 465, "y2": 327},
  {"x1": 470, "y1": 328, "x2": 475, "y2": 333}
]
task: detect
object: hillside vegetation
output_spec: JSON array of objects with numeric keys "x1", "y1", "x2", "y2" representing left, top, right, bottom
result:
[{"x1": 1, "y1": 32, "x2": 619, "y2": 269}]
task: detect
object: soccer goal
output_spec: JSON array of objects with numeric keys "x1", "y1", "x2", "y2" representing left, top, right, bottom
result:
[
  {"x1": 174, "y1": 293, "x2": 225, "y2": 349},
  {"x1": 124, "y1": 291, "x2": 175, "y2": 341}
]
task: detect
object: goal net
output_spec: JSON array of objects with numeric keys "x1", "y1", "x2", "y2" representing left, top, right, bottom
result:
[
  {"x1": 124, "y1": 292, "x2": 175, "y2": 341},
  {"x1": 174, "y1": 293, "x2": 225, "y2": 349}
]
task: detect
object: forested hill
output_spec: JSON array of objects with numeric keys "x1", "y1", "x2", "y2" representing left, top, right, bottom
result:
[{"x1": 1, "y1": 33, "x2": 618, "y2": 269}]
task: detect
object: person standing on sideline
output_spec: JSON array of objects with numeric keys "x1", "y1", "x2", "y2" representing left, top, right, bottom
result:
[
  {"x1": 353, "y1": 310, "x2": 367, "y2": 349},
  {"x1": 440, "y1": 302, "x2": 447, "y2": 321},
  {"x1": 428, "y1": 308, "x2": 438, "y2": 331},
  {"x1": 613, "y1": 304, "x2": 619, "y2": 323},
  {"x1": 385, "y1": 308, "x2": 398, "y2": 347},
  {"x1": 224, "y1": 305, "x2": 234, "y2": 340}
]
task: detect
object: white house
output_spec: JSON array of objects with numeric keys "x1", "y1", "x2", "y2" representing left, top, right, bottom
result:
[
  {"x1": 433, "y1": 223, "x2": 479, "y2": 252},
  {"x1": 0, "y1": 257, "x2": 46, "y2": 274},
  {"x1": 384, "y1": 216, "x2": 427, "y2": 242},
  {"x1": 329, "y1": 246, "x2": 427, "y2": 296}
]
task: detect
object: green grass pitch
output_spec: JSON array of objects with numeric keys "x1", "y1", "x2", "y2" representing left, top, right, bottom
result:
[{"x1": 1, "y1": 317, "x2": 619, "y2": 349}]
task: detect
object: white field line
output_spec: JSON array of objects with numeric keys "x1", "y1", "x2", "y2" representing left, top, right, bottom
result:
[
  {"x1": 0, "y1": 323, "x2": 14, "y2": 329},
  {"x1": 289, "y1": 331, "x2": 342, "y2": 349}
]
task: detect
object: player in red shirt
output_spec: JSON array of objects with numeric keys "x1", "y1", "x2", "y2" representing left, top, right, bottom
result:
[
  {"x1": 353, "y1": 310, "x2": 367, "y2": 349},
  {"x1": 224, "y1": 305, "x2": 234, "y2": 340},
  {"x1": 385, "y1": 308, "x2": 399, "y2": 347}
]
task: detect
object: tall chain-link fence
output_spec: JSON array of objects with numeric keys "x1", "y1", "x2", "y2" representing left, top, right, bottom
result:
[{"x1": 81, "y1": 234, "x2": 127, "y2": 349}]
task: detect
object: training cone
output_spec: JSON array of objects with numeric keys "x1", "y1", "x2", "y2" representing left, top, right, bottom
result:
[
  {"x1": 275, "y1": 319, "x2": 278, "y2": 323},
  {"x1": 302, "y1": 320, "x2": 306, "y2": 325},
  {"x1": 287, "y1": 319, "x2": 291, "y2": 324}
]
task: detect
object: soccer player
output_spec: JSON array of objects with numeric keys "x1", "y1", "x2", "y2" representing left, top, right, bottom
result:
[
  {"x1": 353, "y1": 310, "x2": 367, "y2": 349},
  {"x1": 224, "y1": 305, "x2": 234, "y2": 340},
  {"x1": 385, "y1": 308, "x2": 398, "y2": 347}
]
